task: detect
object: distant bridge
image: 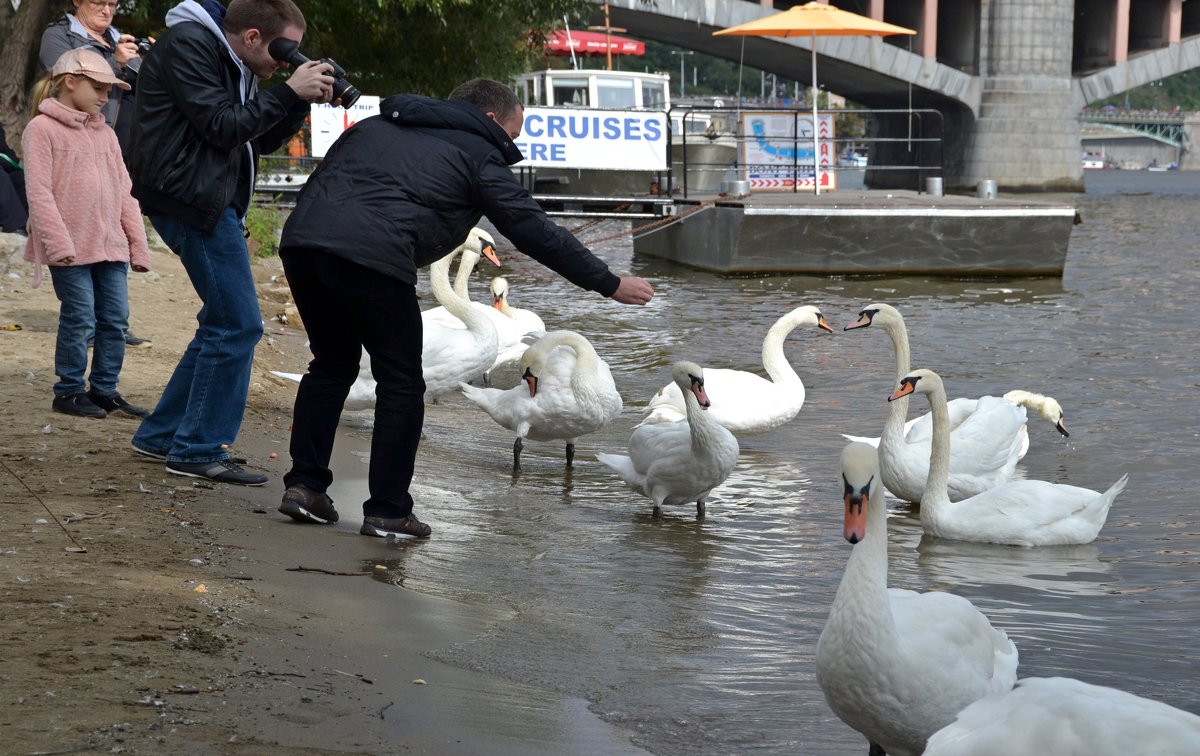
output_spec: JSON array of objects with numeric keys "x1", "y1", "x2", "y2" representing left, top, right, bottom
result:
[
  {"x1": 599, "y1": 0, "x2": 1200, "y2": 190},
  {"x1": 1078, "y1": 111, "x2": 1188, "y2": 147}
]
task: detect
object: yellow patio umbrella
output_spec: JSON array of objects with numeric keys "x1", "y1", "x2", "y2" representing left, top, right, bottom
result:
[{"x1": 714, "y1": 1, "x2": 915, "y2": 194}]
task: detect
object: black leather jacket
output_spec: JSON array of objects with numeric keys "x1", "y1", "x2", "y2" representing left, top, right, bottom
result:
[
  {"x1": 280, "y1": 94, "x2": 620, "y2": 297},
  {"x1": 128, "y1": 21, "x2": 307, "y2": 232}
]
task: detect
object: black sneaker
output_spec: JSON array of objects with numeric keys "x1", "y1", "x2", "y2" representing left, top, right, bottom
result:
[
  {"x1": 131, "y1": 443, "x2": 167, "y2": 460},
  {"x1": 124, "y1": 331, "x2": 152, "y2": 348},
  {"x1": 360, "y1": 514, "x2": 431, "y2": 539},
  {"x1": 52, "y1": 392, "x2": 107, "y2": 418},
  {"x1": 87, "y1": 390, "x2": 149, "y2": 418},
  {"x1": 279, "y1": 484, "x2": 339, "y2": 524},
  {"x1": 131, "y1": 443, "x2": 249, "y2": 465},
  {"x1": 166, "y1": 459, "x2": 268, "y2": 486}
]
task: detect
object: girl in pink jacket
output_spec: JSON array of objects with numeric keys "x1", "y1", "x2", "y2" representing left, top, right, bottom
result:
[{"x1": 23, "y1": 48, "x2": 152, "y2": 419}]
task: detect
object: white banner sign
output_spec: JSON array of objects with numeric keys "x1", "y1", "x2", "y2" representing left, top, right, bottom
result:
[
  {"x1": 514, "y1": 107, "x2": 668, "y2": 171},
  {"x1": 740, "y1": 111, "x2": 836, "y2": 192},
  {"x1": 309, "y1": 97, "x2": 381, "y2": 158}
]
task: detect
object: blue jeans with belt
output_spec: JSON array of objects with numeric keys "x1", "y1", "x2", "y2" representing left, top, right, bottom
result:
[
  {"x1": 49, "y1": 261, "x2": 129, "y2": 397},
  {"x1": 133, "y1": 208, "x2": 263, "y2": 463}
]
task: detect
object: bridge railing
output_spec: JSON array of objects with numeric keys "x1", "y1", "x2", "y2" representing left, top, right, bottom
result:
[{"x1": 668, "y1": 105, "x2": 945, "y2": 198}]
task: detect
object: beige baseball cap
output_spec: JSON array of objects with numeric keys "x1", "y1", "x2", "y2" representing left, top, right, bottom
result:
[{"x1": 50, "y1": 48, "x2": 131, "y2": 91}]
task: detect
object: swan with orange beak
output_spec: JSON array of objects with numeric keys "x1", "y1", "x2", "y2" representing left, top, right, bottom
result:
[{"x1": 816, "y1": 442, "x2": 1018, "y2": 756}]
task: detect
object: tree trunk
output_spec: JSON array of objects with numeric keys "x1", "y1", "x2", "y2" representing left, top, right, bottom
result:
[{"x1": 0, "y1": 0, "x2": 59, "y2": 157}]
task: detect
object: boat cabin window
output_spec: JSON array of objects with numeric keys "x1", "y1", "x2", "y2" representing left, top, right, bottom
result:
[
  {"x1": 641, "y1": 82, "x2": 668, "y2": 110},
  {"x1": 597, "y1": 77, "x2": 636, "y2": 109},
  {"x1": 552, "y1": 77, "x2": 590, "y2": 107}
]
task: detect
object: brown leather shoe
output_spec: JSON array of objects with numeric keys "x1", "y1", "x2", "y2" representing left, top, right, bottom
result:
[
  {"x1": 278, "y1": 484, "x2": 339, "y2": 524},
  {"x1": 359, "y1": 514, "x2": 431, "y2": 539}
]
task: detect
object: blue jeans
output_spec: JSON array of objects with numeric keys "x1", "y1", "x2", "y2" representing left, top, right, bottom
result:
[
  {"x1": 49, "y1": 261, "x2": 129, "y2": 397},
  {"x1": 133, "y1": 209, "x2": 263, "y2": 463}
]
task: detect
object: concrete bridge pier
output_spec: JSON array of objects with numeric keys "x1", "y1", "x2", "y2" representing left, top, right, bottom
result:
[{"x1": 954, "y1": 0, "x2": 1084, "y2": 192}]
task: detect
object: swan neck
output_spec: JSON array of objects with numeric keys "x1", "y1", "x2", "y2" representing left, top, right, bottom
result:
[
  {"x1": 452, "y1": 254, "x2": 474, "y2": 299},
  {"x1": 430, "y1": 254, "x2": 469, "y2": 317},
  {"x1": 760, "y1": 317, "x2": 801, "y2": 384},
  {"x1": 881, "y1": 320, "x2": 911, "y2": 443},
  {"x1": 830, "y1": 491, "x2": 897, "y2": 642},
  {"x1": 683, "y1": 391, "x2": 726, "y2": 450},
  {"x1": 924, "y1": 383, "x2": 952, "y2": 507}
]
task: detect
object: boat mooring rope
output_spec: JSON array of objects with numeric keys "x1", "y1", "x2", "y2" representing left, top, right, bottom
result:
[{"x1": 572, "y1": 199, "x2": 720, "y2": 246}]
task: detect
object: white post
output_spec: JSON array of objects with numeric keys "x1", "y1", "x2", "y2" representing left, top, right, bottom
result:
[{"x1": 812, "y1": 32, "x2": 820, "y2": 195}]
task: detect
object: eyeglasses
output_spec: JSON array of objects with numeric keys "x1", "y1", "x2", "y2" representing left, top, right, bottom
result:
[{"x1": 85, "y1": 1, "x2": 119, "y2": 10}]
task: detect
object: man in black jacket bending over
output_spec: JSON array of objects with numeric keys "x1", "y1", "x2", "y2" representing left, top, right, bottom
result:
[
  {"x1": 277, "y1": 78, "x2": 655, "y2": 539},
  {"x1": 128, "y1": 0, "x2": 334, "y2": 485}
]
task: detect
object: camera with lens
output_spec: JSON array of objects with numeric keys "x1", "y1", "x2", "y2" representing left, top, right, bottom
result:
[
  {"x1": 133, "y1": 37, "x2": 153, "y2": 56},
  {"x1": 267, "y1": 38, "x2": 361, "y2": 109}
]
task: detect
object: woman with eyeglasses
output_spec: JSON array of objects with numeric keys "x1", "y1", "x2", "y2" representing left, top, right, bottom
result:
[
  {"x1": 39, "y1": 0, "x2": 154, "y2": 348},
  {"x1": 39, "y1": 0, "x2": 148, "y2": 157}
]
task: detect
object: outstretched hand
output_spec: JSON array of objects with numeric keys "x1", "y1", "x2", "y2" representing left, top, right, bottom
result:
[{"x1": 611, "y1": 276, "x2": 654, "y2": 306}]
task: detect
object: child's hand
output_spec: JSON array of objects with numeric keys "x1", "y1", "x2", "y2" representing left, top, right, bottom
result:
[
  {"x1": 57, "y1": 256, "x2": 75, "y2": 265},
  {"x1": 132, "y1": 264, "x2": 150, "y2": 273}
]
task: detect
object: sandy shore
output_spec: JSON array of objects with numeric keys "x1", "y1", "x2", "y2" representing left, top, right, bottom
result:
[{"x1": 0, "y1": 232, "x2": 646, "y2": 754}]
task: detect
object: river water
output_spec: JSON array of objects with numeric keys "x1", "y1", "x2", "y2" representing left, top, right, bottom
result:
[{"x1": 335, "y1": 170, "x2": 1200, "y2": 754}]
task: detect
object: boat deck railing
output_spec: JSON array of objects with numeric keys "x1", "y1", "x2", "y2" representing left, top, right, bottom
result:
[{"x1": 668, "y1": 105, "x2": 945, "y2": 198}]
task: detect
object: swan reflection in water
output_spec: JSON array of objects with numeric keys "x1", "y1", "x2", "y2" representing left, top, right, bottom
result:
[{"x1": 915, "y1": 537, "x2": 1111, "y2": 598}]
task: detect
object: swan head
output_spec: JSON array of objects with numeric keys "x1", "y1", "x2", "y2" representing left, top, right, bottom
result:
[
  {"x1": 888, "y1": 368, "x2": 942, "y2": 402},
  {"x1": 465, "y1": 227, "x2": 501, "y2": 268},
  {"x1": 787, "y1": 305, "x2": 834, "y2": 332},
  {"x1": 844, "y1": 302, "x2": 902, "y2": 332},
  {"x1": 515, "y1": 330, "x2": 579, "y2": 397},
  {"x1": 491, "y1": 276, "x2": 510, "y2": 311},
  {"x1": 840, "y1": 442, "x2": 880, "y2": 544},
  {"x1": 1003, "y1": 390, "x2": 1069, "y2": 437},
  {"x1": 671, "y1": 361, "x2": 711, "y2": 409}
]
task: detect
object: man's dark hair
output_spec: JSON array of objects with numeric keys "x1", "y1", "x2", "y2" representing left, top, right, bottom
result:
[
  {"x1": 449, "y1": 79, "x2": 521, "y2": 120},
  {"x1": 224, "y1": 0, "x2": 306, "y2": 38}
]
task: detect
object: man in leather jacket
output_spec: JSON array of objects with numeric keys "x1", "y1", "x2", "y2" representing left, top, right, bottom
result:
[
  {"x1": 127, "y1": 0, "x2": 334, "y2": 486},
  {"x1": 275, "y1": 78, "x2": 654, "y2": 539}
]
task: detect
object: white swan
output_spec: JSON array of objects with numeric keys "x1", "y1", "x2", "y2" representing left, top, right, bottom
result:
[
  {"x1": 422, "y1": 236, "x2": 540, "y2": 384},
  {"x1": 421, "y1": 228, "x2": 497, "y2": 328},
  {"x1": 597, "y1": 361, "x2": 739, "y2": 518},
  {"x1": 816, "y1": 442, "x2": 1019, "y2": 756},
  {"x1": 421, "y1": 245, "x2": 500, "y2": 403},
  {"x1": 844, "y1": 303, "x2": 1026, "y2": 503},
  {"x1": 892, "y1": 368, "x2": 1128, "y2": 546},
  {"x1": 459, "y1": 330, "x2": 621, "y2": 471},
  {"x1": 271, "y1": 231, "x2": 501, "y2": 410},
  {"x1": 491, "y1": 276, "x2": 546, "y2": 337},
  {"x1": 639, "y1": 305, "x2": 832, "y2": 434},
  {"x1": 845, "y1": 389, "x2": 1070, "y2": 456},
  {"x1": 924, "y1": 676, "x2": 1200, "y2": 755}
]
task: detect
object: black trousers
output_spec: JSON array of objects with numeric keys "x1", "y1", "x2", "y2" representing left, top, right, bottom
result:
[{"x1": 280, "y1": 247, "x2": 424, "y2": 518}]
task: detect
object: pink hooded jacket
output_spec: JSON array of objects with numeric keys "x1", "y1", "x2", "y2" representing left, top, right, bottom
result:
[{"x1": 22, "y1": 97, "x2": 151, "y2": 287}]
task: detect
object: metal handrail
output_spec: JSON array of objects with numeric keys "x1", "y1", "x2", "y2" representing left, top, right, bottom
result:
[{"x1": 667, "y1": 105, "x2": 945, "y2": 197}]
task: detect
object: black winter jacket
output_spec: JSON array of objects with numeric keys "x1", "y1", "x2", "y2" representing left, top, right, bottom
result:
[
  {"x1": 279, "y1": 94, "x2": 621, "y2": 298},
  {"x1": 128, "y1": 21, "x2": 308, "y2": 233}
]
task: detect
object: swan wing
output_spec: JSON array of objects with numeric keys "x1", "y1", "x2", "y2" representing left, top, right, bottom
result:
[
  {"x1": 890, "y1": 589, "x2": 1019, "y2": 697},
  {"x1": 928, "y1": 474, "x2": 1129, "y2": 546},
  {"x1": 925, "y1": 676, "x2": 1200, "y2": 756}
]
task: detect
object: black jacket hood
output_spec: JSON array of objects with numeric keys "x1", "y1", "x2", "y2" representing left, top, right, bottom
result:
[{"x1": 380, "y1": 94, "x2": 525, "y2": 166}]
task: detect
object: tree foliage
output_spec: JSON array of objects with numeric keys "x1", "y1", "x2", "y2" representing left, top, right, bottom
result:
[{"x1": 0, "y1": 0, "x2": 591, "y2": 149}]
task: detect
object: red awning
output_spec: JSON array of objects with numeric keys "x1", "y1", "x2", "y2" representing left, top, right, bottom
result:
[{"x1": 545, "y1": 30, "x2": 645, "y2": 56}]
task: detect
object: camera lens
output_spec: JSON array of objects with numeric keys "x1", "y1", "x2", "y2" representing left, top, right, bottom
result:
[{"x1": 333, "y1": 79, "x2": 361, "y2": 108}]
